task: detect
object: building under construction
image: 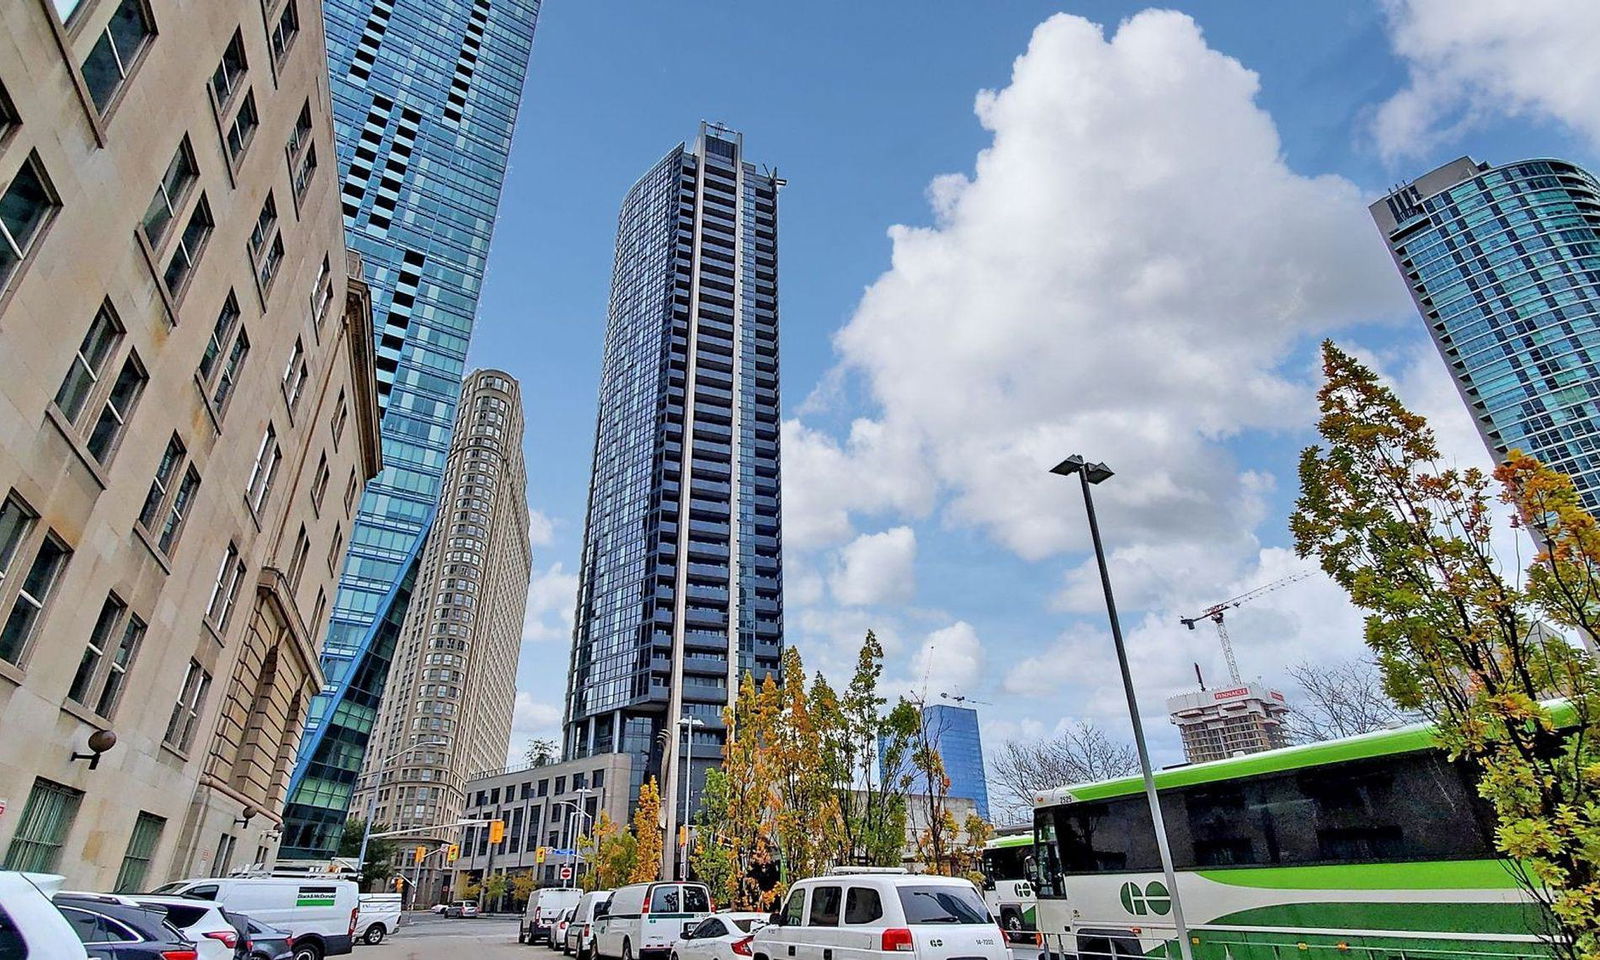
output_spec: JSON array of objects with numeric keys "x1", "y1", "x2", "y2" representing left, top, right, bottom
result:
[{"x1": 1167, "y1": 683, "x2": 1291, "y2": 764}]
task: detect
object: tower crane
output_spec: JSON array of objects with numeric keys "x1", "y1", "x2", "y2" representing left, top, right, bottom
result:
[{"x1": 1179, "y1": 571, "x2": 1315, "y2": 685}]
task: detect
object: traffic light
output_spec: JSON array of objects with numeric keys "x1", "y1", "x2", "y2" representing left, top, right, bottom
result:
[
  {"x1": 448, "y1": 843, "x2": 460, "y2": 861},
  {"x1": 678, "y1": 825, "x2": 688, "y2": 847},
  {"x1": 488, "y1": 820, "x2": 505, "y2": 844},
  {"x1": 414, "y1": 845, "x2": 426, "y2": 864},
  {"x1": 535, "y1": 846, "x2": 546, "y2": 864},
  {"x1": 394, "y1": 877, "x2": 405, "y2": 891}
]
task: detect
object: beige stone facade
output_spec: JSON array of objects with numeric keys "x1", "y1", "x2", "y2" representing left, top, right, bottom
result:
[
  {"x1": 0, "y1": 0, "x2": 380, "y2": 889},
  {"x1": 354, "y1": 370, "x2": 530, "y2": 843}
]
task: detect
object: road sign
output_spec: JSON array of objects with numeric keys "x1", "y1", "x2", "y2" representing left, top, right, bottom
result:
[
  {"x1": 548, "y1": 848, "x2": 576, "y2": 856},
  {"x1": 558, "y1": 867, "x2": 573, "y2": 880}
]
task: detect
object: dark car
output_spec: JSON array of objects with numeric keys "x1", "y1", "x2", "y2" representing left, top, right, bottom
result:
[
  {"x1": 222, "y1": 910, "x2": 295, "y2": 960},
  {"x1": 54, "y1": 895, "x2": 198, "y2": 960}
]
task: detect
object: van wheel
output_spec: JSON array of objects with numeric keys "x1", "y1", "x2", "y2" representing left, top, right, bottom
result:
[
  {"x1": 622, "y1": 940, "x2": 634, "y2": 960},
  {"x1": 293, "y1": 943, "x2": 324, "y2": 960},
  {"x1": 364, "y1": 923, "x2": 387, "y2": 945}
]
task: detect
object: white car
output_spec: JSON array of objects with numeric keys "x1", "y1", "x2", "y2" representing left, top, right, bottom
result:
[
  {"x1": 564, "y1": 889, "x2": 613, "y2": 960},
  {"x1": 62, "y1": 891, "x2": 239, "y2": 960},
  {"x1": 672, "y1": 912, "x2": 768, "y2": 960},
  {"x1": 552, "y1": 907, "x2": 576, "y2": 951},
  {"x1": 0, "y1": 872, "x2": 88, "y2": 959},
  {"x1": 751, "y1": 869, "x2": 1008, "y2": 960},
  {"x1": 594, "y1": 882, "x2": 713, "y2": 960}
]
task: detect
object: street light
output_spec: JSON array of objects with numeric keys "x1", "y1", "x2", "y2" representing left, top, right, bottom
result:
[
  {"x1": 354, "y1": 738, "x2": 449, "y2": 884},
  {"x1": 1050, "y1": 455, "x2": 1194, "y2": 960},
  {"x1": 677, "y1": 715, "x2": 705, "y2": 880},
  {"x1": 554, "y1": 791, "x2": 593, "y2": 890}
]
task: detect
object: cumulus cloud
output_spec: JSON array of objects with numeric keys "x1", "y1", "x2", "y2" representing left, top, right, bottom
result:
[
  {"x1": 904, "y1": 621, "x2": 986, "y2": 699},
  {"x1": 830, "y1": 527, "x2": 918, "y2": 607},
  {"x1": 512, "y1": 691, "x2": 562, "y2": 734},
  {"x1": 528, "y1": 508, "x2": 556, "y2": 547},
  {"x1": 521, "y1": 562, "x2": 578, "y2": 647},
  {"x1": 1373, "y1": 0, "x2": 1600, "y2": 161}
]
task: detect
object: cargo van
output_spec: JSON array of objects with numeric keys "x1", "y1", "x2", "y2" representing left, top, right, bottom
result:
[
  {"x1": 593, "y1": 882, "x2": 712, "y2": 960},
  {"x1": 150, "y1": 875, "x2": 359, "y2": 959},
  {"x1": 565, "y1": 889, "x2": 613, "y2": 960},
  {"x1": 357, "y1": 892, "x2": 403, "y2": 945},
  {"x1": 522, "y1": 887, "x2": 584, "y2": 944}
]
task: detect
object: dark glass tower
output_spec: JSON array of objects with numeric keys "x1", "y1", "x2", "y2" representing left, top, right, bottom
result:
[
  {"x1": 564, "y1": 124, "x2": 785, "y2": 855},
  {"x1": 281, "y1": 0, "x2": 541, "y2": 858},
  {"x1": 1373, "y1": 157, "x2": 1600, "y2": 507}
]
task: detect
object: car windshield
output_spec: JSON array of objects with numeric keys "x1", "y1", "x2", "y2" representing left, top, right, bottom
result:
[{"x1": 896, "y1": 886, "x2": 991, "y2": 925}]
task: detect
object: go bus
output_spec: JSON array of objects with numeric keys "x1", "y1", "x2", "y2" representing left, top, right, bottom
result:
[
  {"x1": 1030, "y1": 718, "x2": 1561, "y2": 960},
  {"x1": 981, "y1": 833, "x2": 1038, "y2": 945}
]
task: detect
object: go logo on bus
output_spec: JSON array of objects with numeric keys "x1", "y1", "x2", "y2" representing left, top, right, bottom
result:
[{"x1": 1118, "y1": 880, "x2": 1171, "y2": 917}]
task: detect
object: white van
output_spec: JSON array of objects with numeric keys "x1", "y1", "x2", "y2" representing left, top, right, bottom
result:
[
  {"x1": 593, "y1": 882, "x2": 713, "y2": 960},
  {"x1": 523, "y1": 887, "x2": 583, "y2": 944},
  {"x1": 151, "y1": 875, "x2": 359, "y2": 959},
  {"x1": 751, "y1": 870, "x2": 1008, "y2": 960},
  {"x1": 357, "y1": 892, "x2": 402, "y2": 945},
  {"x1": 564, "y1": 889, "x2": 613, "y2": 960}
]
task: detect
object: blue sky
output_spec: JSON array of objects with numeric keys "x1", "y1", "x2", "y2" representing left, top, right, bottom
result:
[{"x1": 468, "y1": 1, "x2": 1600, "y2": 793}]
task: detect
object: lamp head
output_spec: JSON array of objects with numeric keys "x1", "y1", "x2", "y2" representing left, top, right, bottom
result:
[{"x1": 1050, "y1": 456, "x2": 1114, "y2": 484}]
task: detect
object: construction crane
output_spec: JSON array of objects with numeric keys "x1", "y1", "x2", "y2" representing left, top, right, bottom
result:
[
  {"x1": 1180, "y1": 571, "x2": 1315, "y2": 685},
  {"x1": 939, "y1": 692, "x2": 992, "y2": 706}
]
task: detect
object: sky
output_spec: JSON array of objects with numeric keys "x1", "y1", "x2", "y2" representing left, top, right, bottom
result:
[{"x1": 467, "y1": 0, "x2": 1600, "y2": 781}]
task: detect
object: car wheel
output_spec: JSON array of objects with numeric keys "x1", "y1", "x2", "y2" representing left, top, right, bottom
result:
[
  {"x1": 293, "y1": 942, "x2": 325, "y2": 960},
  {"x1": 622, "y1": 939, "x2": 634, "y2": 960},
  {"x1": 365, "y1": 923, "x2": 387, "y2": 946}
]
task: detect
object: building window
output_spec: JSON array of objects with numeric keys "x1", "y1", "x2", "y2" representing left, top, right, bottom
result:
[
  {"x1": 309, "y1": 254, "x2": 333, "y2": 326},
  {"x1": 327, "y1": 525, "x2": 344, "y2": 574},
  {"x1": 0, "y1": 493, "x2": 34, "y2": 594},
  {"x1": 331, "y1": 392, "x2": 348, "y2": 448},
  {"x1": 80, "y1": 0, "x2": 155, "y2": 113},
  {"x1": 270, "y1": 0, "x2": 300, "y2": 64},
  {"x1": 113, "y1": 813, "x2": 165, "y2": 893},
  {"x1": 286, "y1": 526, "x2": 309, "y2": 590},
  {"x1": 281, "y1": 338, "x2": 308, "y2": 411},
  {"x1": 141, "y1": 137, "x2": 198, "y2": 248},
  {"x1": 310, "y1": 453, "x2": 330, "y2": 513},
  {"x1": 198, "y1": 291, "x2": 241, "y2": 384},
  {"x1": 0, "y1": 79, "x2": 17, "y2": 140},
  {"x1": 0, "y1": 525, "x2": 70, "y2": 665},
  {"x1": 162, "y1": 194, "x2": 213, "y2": 296},
  {"x1": 84, "y1": 354, "x2": 146, "y2": 463},
  {"x1": 211, "y1": 326, "x2": 249, "y2": 414},
  {"x1": 258, "y1": 234, "x2": 285, "y2": 292},
  {"x1": 209, "y1": 30, "x2": 248, "y2": 108},
  {"x1": 246, "y1": 424, "x2": 282, "y2": 513},
  {"x1": 293, "y1": 145, "x2": 318, "y2": 202},
  {"x1": 225, "y1": 90, "x2": 259, "y2": 162},
  {"x1": 344, "y1": 467, "x2": 358, "y2": 514},
  {"x1": 287, "y1": 101, "x2": 313, "y2": 158},
  {"x1": 54, "y1": 303, "x2": 122, "y2": 421},
  {"x1": 164, "y1": 659, "x2": 212, "y2": 751},
  {"x1": 311, "y1": 588, "x2": 327, "y2": 635},
  {"x1": 67, "y1": 593, "x2": 144, "y2": 719},
  {"x1": 3, "y1": 779, "x2": 82, "y2": 872},
  {"x1": 137, "y1": 433, "x2": 200, "y2": 554},
  {"x1": 206, "y1": 542, "x2": 246, "y2": 630},
  {"x1": 0, "y1": 153, "x2": 61, "y2": 294}
]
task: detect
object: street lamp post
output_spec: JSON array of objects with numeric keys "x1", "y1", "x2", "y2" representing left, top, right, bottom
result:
[
  {"x1": 1050, "y1": 455, "x2": 1194, "y2": 960},
  {"x1": 354, "y1": 738, "x2": 449, "y2": 887},
  {"x1": 554, "y1": 790, "x2": 593, "y2": 889},
  {"x1": 677, "y1": 716, "x2": 704, "y2": 880}
]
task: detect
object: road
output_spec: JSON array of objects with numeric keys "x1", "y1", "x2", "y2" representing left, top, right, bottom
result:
[{"x1": 362, "y1": 914, "x2": 528, "y2": 959}]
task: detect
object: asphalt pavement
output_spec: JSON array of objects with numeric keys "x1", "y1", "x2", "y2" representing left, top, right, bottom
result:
[{"x1": 361, "y1": 914, "x2": 530, "y2": 958}]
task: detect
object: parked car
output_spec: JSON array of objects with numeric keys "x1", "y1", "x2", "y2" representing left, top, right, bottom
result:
[
  {"x1": 444, "y1": 900, "x2": 479, "y2": 919},
  {"x1": 593, "y1": 882, "x2": 712, "y2": 960},
  {"x1": 551, "y1": 907, "x2": 576, "y2": 951},
  {"x1": 0, "y1": 872, "x2": 89, "y2": 959},
  {"x1": 431, "y1": 903, "x2": 449, "y2": 914},
  {"x1": 563, "y1": 890, "x2": 612, "y2": 960},
  {"x1": 356, "y1": 893, "x2": 401, "y2": 945},
  {"x1": 522, "y1": 887, "x2": 583, "y2": 944},
  {"x1": 224, "y1": 911, "x2": 296, "y2": 960},
  {"x1": 149, "y1": 876, "x2": 358, "y2": 960},
  {"x1": 55, "y1": 893, "x2": 199, "y2": 960},
  {"x1": 671, "y1": 913, "x2": 769, "y2": 960},
  {"x1": 61, "y1": 892, "x2": 238, "y2": 960},
  {"x1": 751, "y1": 869, "x2": 1008, "y2": 960}
]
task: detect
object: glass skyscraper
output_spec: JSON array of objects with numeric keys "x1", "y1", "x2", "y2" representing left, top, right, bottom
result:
[
  {"x1": 1373, "y1": 157, "x2": 1600, "y2": 507},
  {"x1": 563, "y1": 124, "x2": 785, "y2": 854},
  {"x1": 882, "y1": 703, "x2": 990, "y2": 822},
  {"x1": 281, "y1": 0, "x2": 541, "y2": 858}
]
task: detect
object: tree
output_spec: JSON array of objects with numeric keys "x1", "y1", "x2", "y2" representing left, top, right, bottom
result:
[
  {"x1": 585, "y1": 812, "x2": 636, "y2": 891},
  {"x1": 511, "y1": 872, "x2": 538, "y2": 910},
  {"x1": 630, "y1": 778, "x2": 664, "y2": 882},
  {"x1": 907, "y1": 697, "x2": 955, "y2": 875},
  {"x1": 336, "y1": 816, "x2": 397, "y2": 891},
  {"x1": 483, "y1": 873, "x2": 510, "y2": 912},
  {"x1": 1284, "y1": 657, "x2": 1413, "y2": 743},
  {"x1": 715, "y1": 672, "x2": 781, "y2": 909},
  {"x1": 951, "y1": 813, "x2": 995, "y2": 885},
  {"x1": 987, "y1": 721, "x2": 1138, "y2": 822},
  {"x1": 768, "y1": 647, "x2": 843, "y2": 883},
  {"x1": 1293, "y1": 341, "x2": 1600, "y2": 960},
  {"x1": 523, "y1": 737, "x2": 559, "y2": 767}
]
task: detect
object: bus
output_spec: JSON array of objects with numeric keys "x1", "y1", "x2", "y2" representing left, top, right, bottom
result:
[
  {"x1": 1030, "y1": 720, "x2": 1556, "y2": 959},
  {"x1": 981, "y1": 833, "x2": 1038, "y2": 941}
]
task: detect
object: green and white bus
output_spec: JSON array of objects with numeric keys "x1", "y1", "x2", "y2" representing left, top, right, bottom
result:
[
  {"x1": 982, "y1": 833, "x2": 1039, "y2": 943},
  {"x1": 1031, "y1": 721, "x2": 1555, "y2": 959}
]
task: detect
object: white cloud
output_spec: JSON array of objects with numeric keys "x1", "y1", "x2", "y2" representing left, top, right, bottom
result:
[
  {"x1": 528, "y1": 508, "x2": 556, "y2": 547},
  {"x1": 512, "y1": 691, "x2": 562, "y2": 735},
  {"x1": 521, "y1": 562, "x2": 578, "y2": 647},
  {"x1": 1373, "y1": 0, "x2": 1600, "y2": 161},
  {"x1": 782, "y1": 419, "x2": 931, "y2": 551},
  {"x1": 904, "y1": 621, "x2": 986, "y2": 700},
  {"x1": 830, "y1": 527, "x2": 918, "y2": 607}
]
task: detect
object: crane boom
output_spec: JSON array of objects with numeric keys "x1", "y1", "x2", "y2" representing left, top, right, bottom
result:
[{"x1": 1180, "y1": 571, "x2": 1314, "y2": 684}]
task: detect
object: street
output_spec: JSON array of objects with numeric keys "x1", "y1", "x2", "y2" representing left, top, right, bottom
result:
[{"x1": 363, "y1": 915, "x2": 525, "y2": 959}]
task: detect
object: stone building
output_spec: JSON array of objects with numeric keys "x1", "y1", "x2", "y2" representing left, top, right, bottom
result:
[{"x1": 0, "y1": 0, "x2": 380, "y2": 889}]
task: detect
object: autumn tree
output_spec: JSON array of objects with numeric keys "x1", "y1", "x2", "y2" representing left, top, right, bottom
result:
[
  {"x1": 585, "y1": 812, "x2": 636, "y2": 891},
  {"x1": 988, "y1": 721, "x2": 1138, "y2": 822},
  {"x1": 1293, "y1": 341, "x2": 1600, "y2": 959},
  {"x1": 951, "y1": 813, "x2": 995, "y2": 885},
  {"x1": 907, "y1": 698, "x2": 955, "y2": 875},
  {"x1": 629, "y1": 778, "x2": 664, "y2": 882},
  {"x1": 768, "y1": 647, "x2": 843, "y2": 882},
  {"x1": 511, "y1": 872, "x2": 538, "y2": 910},
  {"x1": 483, "y1": 873, "x2": 510, "y2": 911},
  {"x1": 1285, "y1": 657, "x2": 1413, "y2": 743}
]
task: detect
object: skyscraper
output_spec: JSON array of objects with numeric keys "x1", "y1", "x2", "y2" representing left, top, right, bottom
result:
[
  {"x1": 882, "y1": 704, "x2": 991, "y2": 822},
  {"x1": 1372, "y1": 157, "x2": 1600, "y2": 507},
  {"x1": 355, "y1": 369, "x2": 531, "y2": 842},
  {"x1": 1166, "y1": 683, "x2": 1291, "y2": 764},
  {"x1": 282, "y1": 0, "x2": 542, "y2": 858},
  {"x1": 564, "y1": 124, "x2": 786, "y2": 864}
]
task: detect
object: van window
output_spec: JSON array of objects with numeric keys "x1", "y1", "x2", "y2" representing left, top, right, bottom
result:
[
  {"x1": 897, "y1": 886, "x2": 989, "y2": 925},
  {"x1": 845, "y1": 888, "x2": 883, "y2": 924},
  {"x1": 782, "y1": 889, "x2": 806, "y2": 926},
  {"x1": 683, "y1": 886, "x2": 709, "y2": 913},
  {"x1": 807, "y1": 886, "x2": 841, "y2": 926},
  {"x1": 649, "y1": 886, "x2": 680, "y2": 912},
  {"x1": 184, "y1": 885, "x2": 219, "y2": 900}
]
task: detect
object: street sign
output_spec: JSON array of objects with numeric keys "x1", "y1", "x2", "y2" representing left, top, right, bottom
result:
[
  {"x1": 558, "y1": 867, "x2": 573, "y2": 880},
  {"x1": 548, "y1": 848, "x2": 576, "y2": 856}
]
